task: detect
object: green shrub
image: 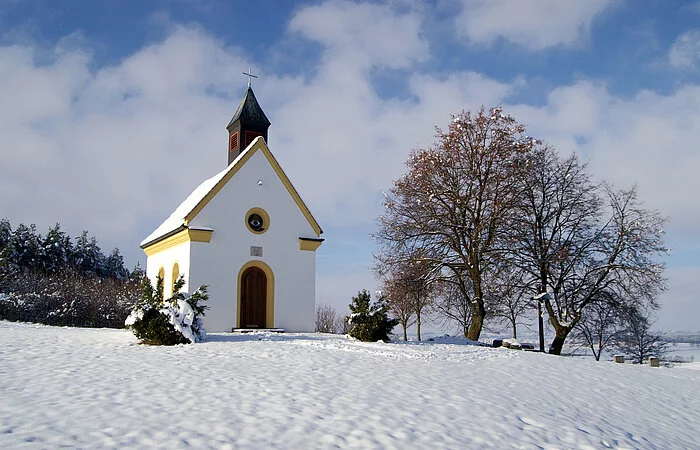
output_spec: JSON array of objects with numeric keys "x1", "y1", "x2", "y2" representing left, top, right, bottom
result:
[
  {"x1": 130, "y1": 307, "x2": 189, "y2": 345},
  {"x1": 347, "y1": 289, "x2": 398, "y2": 342},
  {"x1": 126, "y1": 275, "x2": 208, "y2": 345}
]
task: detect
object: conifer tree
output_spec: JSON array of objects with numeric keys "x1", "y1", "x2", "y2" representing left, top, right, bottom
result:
[
  {"x1": 11, "y1": 223, "x2": 43, "y2": 273},
  {"x1": 347, "y1": 289, "x2": 398, "y2": 342},
  {"x1": 126, "y1": 275, "x2": 209, "y2": 345},
  {"x1": 0, "y1": 219, "x2": 13, "y2": 273},
  {"x1": 104, "y1": 248, "x2": 128, "y2": 281},
  {"x1": 71, "y1": 231, "x2": 106, "y2": 277},
  {"x1": 42, "y1": 223, "x2": 72, "y2": 274}
]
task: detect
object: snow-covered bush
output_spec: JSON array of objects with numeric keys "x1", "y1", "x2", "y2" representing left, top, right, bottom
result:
[
  {"x1": 0, "y1": 220, "x2": 141, "y2": 328},
  {"x1": 347, "y1": 289, "x2": 398, "y2": 342},
  {"x1": 126, "y1": 275, "x2": 208, "y2": 345},
  {"x1": 0, "y1": 268, "x2": 138, "y2": 328}
]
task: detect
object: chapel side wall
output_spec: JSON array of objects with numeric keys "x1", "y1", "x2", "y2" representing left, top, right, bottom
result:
[
  {"x1": 188, "y1": 148, "x2": 318, "y2": 332},
  {"x1": 145, "y1": 242, "x2": 192, "y2": 296},
  {"x1": 274, "y1": 245, "x2": 316, "y2": 331},
  {"x1": 188, "y1": 238, "x2": 237, "y2": 332}
]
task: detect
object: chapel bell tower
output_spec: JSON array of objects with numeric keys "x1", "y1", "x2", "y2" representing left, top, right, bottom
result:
[{"x1": 226, "y1": 70, "x2": 271, "y2": 165}]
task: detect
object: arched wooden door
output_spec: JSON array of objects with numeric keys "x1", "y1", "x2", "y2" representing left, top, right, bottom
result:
[{"x1": 240, "y1": 266, "x2": 267, "y2": 328}]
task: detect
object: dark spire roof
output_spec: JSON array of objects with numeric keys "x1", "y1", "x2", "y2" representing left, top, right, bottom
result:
[{"x1": 227, "y1": 87, "x2": 271, "y2": 129}]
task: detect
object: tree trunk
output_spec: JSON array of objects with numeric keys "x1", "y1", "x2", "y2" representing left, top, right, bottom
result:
[
  {"x1": 402, "y1": 322, "x2": 408, "y2": 341},
  {"x1": 542, "y1": 296, "x2": 575, "y2": 355},
  {"x1": 549, "y1": 325, "x2": 573, "y2": 355},
  {"x1": 467, "y1": 306, "x2": 485, "y2": 341},
  {"x1": 467, "y1": 270, "x2": 486, "y2": 341},
  {"x1": 511, "y1": 319, "x2": 517, "y2": 339},
  {"x1": 416, "y1": 311, "x2": 422, "y2": 341}
]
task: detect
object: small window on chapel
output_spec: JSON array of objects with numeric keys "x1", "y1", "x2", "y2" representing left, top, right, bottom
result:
[
  {"x1": 248, "y1": 213, "x2": 264, "y2": 231},
  {"x1": 245, "y1": 208, "x2": 269, "y2": 234},
  {"x1": 229, "y1": 132, "x2": 239, "y2": 152}
]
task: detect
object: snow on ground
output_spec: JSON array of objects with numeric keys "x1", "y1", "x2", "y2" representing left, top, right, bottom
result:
[
  {"x1": 678, "y1": 362, "x2": 700, "y2": 371},
  {"x1": 1, "y1": 322, "x2": 698, "y2": 449}
]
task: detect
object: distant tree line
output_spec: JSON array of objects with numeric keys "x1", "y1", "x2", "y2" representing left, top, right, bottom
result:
[
  {"x1": 0, "y1": 219, "x2": 141, "y2": 328},
  {"x1": 374, "y1": 107, "x2": 667, "y2": 357},
  {"x1": 666, "y1": 333, "x2": 700, "y2": 344}
]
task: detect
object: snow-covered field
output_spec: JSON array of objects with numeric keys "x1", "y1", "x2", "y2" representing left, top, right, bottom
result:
[{"x1": 1, "y1": 321, "x2": 698, "y2": 449}]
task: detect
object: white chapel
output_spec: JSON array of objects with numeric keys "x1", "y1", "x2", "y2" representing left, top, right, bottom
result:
[{"x1": 140, "y1": 83, "x2": 323, "y2": 332}]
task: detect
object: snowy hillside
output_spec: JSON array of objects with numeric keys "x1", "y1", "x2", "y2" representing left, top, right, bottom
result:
[{"x1": 1, "y1": 321, "x2": 698, "y2": 448}]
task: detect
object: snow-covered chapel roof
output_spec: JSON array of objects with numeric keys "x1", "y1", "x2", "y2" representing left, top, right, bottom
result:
[{"x1": 140, "y1": 137, "x2": 322, "y2": 249}]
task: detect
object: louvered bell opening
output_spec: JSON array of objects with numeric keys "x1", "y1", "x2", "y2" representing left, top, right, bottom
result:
[
  {"x1": 244, "y1": 130, "x2": 264, "y2": 148},
  {"x1": 229, "y1": 132, "x2": 239, "y2": 153}
]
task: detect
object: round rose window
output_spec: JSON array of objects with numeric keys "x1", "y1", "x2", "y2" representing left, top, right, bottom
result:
[{"x1": 248, "y1": 213, "x2": 264, "y2": 232}]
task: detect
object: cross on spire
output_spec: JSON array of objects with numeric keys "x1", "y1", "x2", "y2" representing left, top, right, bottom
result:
[{"x1": 242, "y1": 67, "x2": 258, "y2": 88}]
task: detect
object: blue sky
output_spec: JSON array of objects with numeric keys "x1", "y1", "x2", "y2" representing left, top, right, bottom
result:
[{"x1": 1, "y1": 0, "x2": 699, "y2": 331}]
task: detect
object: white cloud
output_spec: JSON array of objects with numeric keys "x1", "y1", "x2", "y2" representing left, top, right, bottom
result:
[
  {"x1": 0, "y1": 26, "x2": 251, "y2": 265},
  {"x1": 508, "y1": 81, "x2": 700, "y2": 237},
  {"x1": 271, "y1": 1, "x2": 515, "y2": 229},
  {"x1": 289, "y1": 0, "x2": 429, "y2": 69},
  {"x1": 455, "y1": 0, "x2": 615, "y2": 50},
  {"x1": 669, "y1": 29, "x2": 700, "y2": 69},
  {"x1": 268, "y1": 71, "x2": 514, "y2": 229},
  {"x1": 510, "y1": 81, "x2": 605, "y2": 137},
  {"x1": 0, "y1": 45, "x2": 89, "y2": 126}
]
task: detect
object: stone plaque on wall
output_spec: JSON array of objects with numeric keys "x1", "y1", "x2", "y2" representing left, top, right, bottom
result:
[{"x1": 250, "y1": 246, "x2": 263, "y2": 257}]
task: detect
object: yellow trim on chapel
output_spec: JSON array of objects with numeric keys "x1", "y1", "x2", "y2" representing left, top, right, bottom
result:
[
  {"x1": 171, "y1": 261, "x2": 180, "y2": 296},
  {"x1": 143, "y1": 228, "x2": 213, "y2": 256},
  {"x1": 236, "y1": 260, "x2": 275, "y2": 329},
  {"x1": 184, "y1": 138, "x2": 322, "y2": 237},
  {"x1": 299, "y1": 239, "x2": 323, "y2": 251}
]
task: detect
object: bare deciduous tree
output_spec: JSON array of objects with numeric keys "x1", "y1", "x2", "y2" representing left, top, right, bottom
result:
[
  {"x1": 381, "y1": 277, "x2": 415, "y2": 341},
  {"x1": 316, "y1": 303, "x2": 343, "y2": 334},
  {"x1": 615, "y1": 307, "x2": 668, "y2": 364},
  {"x1": 378, "y1": 249, "x2": 437, "y2": 341},
  {"x1": 571, "y1": 296, "x2": 624, "y2": 361},
  {"x1": 486, "y1": 264, "x2": 532, "y2": 339},
  {"x1": 509, "y1": 146, "x2": 667, "y2": 354},
  {"x1": 433, "y1": 279, "x2": 473, "y2": 338},
  {"x1": 375, "y1": 107, "x2": 536, "y2": 341}
]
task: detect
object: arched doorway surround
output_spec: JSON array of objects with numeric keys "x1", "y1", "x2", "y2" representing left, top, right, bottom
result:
[{"x1": 237, "y1": 260, "x2": 275, "y2": 328}]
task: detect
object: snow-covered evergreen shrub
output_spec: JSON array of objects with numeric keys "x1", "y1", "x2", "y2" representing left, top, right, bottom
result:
[
  {"x1": 126, "y1": 275, "x2": 208, "y2": 345},
  {"x1": 347, "y1": 289, "x2": 398, "y2": 342}
]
